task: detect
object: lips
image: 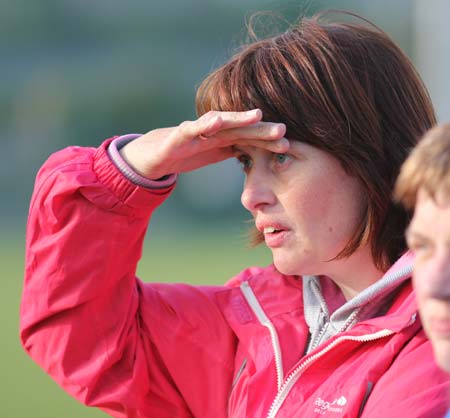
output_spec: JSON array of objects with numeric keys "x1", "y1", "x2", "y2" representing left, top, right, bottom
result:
[
  {"x1": 256, "y1": 221, "x2": 289, "y2": 248},
  {"x1": 263, "y1": 226, "x2": 283, "y2": 234},
  {"x1": 429, "y1": 318, "x2": 450, "y2": 337},
  {"x1": 256, "y1": 221, "x2": 287, "y2": 234}
]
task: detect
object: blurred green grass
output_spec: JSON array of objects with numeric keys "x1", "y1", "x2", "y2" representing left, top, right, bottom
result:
[{"x1": 1, "y1": 228, "x2": 271, "y2": 417}]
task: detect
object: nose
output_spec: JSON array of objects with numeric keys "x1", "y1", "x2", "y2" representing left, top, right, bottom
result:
[
  {"x1": 418, "y1": 251, "x2": 450, "y2": 299},
  {"x1": 240, "y1": 171, "x2": 276, "y2": 213}
]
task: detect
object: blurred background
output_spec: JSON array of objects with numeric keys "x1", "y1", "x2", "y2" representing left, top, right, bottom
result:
[{"x1": 1, "y1": 0, "x2": 449, "y2": 417}]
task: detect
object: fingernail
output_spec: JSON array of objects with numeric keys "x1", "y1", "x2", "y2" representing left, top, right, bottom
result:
[
  {"x1": 271, "y1": 124, "x2": 285, "y2": 135},
  {"x1": 277, "y1": 123, "x2": 287, "y2": 135},
  {"x1": 276, "y1": 138, "x2": 290, "y2": 151},
  {"x1": 246, "y1": 109, "x2": 261, "y2": 117}
]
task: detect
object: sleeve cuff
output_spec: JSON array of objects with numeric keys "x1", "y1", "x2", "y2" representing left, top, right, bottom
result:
[{"x1": 107, "y1": 134, "x2": 177, "y2": 189}]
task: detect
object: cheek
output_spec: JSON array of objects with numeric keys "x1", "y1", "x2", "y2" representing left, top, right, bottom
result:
[
  {"x1": 412, "y1": 267, "x2": 427, "y2": 300},
  {"x1": 291, "y1": 180, "x2": 336, "y2": 221},
  {"x1": 302, "y1": 181, "x2": 364, "y2": 238},
  {"x1": 285, "y1": 165, "x2": 365, "y2": 243},
  {"x1": 288, "y1": 188, "x2": 336, "y2": 244}
]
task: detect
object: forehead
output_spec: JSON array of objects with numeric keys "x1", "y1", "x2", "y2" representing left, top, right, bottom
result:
[{"x1": 410, "y1": 188, "x2": 450, "y2": 234}]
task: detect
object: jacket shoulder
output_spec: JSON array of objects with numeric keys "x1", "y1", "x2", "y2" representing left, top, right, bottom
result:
[
  {"x1": 225, "y1": 264, "x2": 296, "y2": 288},
  {"x1": 362, "y1": 328, "x2": 450, "y2": 417}
]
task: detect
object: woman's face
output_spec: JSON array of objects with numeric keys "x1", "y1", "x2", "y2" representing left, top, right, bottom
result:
[{"x1": 235, "y1": 141, "x2": 367, "y2": 278}]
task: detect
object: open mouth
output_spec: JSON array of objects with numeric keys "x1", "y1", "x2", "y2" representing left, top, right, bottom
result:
[
  {"x1": 264, "y1": 227, "x2": 283, "y2": 234},
  {"x1": 261, "y1": 226, "x2": 288, "y2": 248}
]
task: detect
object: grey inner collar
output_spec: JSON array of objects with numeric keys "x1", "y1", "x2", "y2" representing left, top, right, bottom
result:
[{"x1": 303, "y1": 263, "x2": 412, "y2": 353}]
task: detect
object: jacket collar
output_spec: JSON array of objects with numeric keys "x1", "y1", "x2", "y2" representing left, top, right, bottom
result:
[
  {"x1": 303, "y1": 251, "x2": 415, "y2": 349},
  {"x1": 219, "y1": 252, "x2": 418, "y2": 336}
]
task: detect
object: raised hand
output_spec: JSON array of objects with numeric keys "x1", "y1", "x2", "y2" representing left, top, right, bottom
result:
[{"x1": 119, "y1": 109, "x2": 288, "y2": 179}]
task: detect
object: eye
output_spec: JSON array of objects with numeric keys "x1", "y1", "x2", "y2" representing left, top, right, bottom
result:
[
  {"x1": 273, "y1": 153, "x2": 291, "y2": 166},
  {"x1": 236, "y1": 154, "x2": 252, "y2": 172},
  {"x1": 407, "y1": 238, "x2": 432, "y2": 257}
]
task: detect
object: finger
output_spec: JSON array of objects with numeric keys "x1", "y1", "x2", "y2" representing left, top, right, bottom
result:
[
  {"x1": 202, "y1": 121, "x2": 287, "y2": 145},
  {"x1": 200, "y1": 109, "x2": 263, "y2": 136},
  {"x1": 239, "y1": 121, "x2": 287, "y2": 140},
  {"x1": 200, "y1": 109, "x2": 262, "y2": 124},
  {"x1": 176, "y1": 109, "x2": 269, "y2": 143},
  {"x1": 197, "y1": 137, "x2": 289, "y2": 159},
  {"x1": 174, "y1": 112, "x2": 227, "y2": 144},
  {"x1": 238, "y1": 137, "x2": 290, "y2": 153}
]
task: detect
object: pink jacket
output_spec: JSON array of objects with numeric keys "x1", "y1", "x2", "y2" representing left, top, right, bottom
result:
[{"x1": 20, "y1": 139, "x2": 450, "y2": 418}]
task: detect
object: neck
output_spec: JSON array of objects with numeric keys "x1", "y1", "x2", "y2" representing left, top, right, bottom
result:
[{"x1": 324, "y1": 245, "x2": 387, "y2": 301}]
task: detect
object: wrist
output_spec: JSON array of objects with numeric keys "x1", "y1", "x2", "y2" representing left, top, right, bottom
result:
[{"x1": 108, "y1": 135, "x2": 177, "y2": 188}]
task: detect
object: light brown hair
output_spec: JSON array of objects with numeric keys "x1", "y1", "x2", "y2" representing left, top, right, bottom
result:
[
  {"x1": 196, "y1": 10, "x2": 436, "y2": 270},
  {"x1": 395, "y1": 122, "x2": 450, "y2": 209}
]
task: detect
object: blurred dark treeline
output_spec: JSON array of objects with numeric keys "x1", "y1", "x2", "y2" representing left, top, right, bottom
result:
[{"x1": 0, "y1": 0, "x2": 415, "y2": 234}]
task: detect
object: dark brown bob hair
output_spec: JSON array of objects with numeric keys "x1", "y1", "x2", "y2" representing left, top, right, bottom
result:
[{"x1": 196, "y1": 10, "x2": 436, "y2": 271}]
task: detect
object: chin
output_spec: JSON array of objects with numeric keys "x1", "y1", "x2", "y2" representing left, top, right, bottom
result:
[
  {"x1": 432, "y1": 340, "x2": 450, "y2": 374},
  {"x1": 272, "y1": 257, "x2": 311, "y2": 277},
  {"x1": 271, "y1": 245, "x2": 325, "y2": 276},
  {"x1": 272, "y1": 258, "x2": 294, "y2": 275}
]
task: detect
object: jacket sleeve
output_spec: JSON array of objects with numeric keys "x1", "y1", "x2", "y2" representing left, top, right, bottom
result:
[
  {"x1": 361, "y1": 329, "x2": 450, "y2": 418},
  {"x1": 20, "y1": 138, "x2": 236, "y2": 418}
]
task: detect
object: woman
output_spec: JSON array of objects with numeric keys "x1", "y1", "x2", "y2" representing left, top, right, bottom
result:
[{"x1": 20, "y1": 10, "x2": 449, "y2": 418}]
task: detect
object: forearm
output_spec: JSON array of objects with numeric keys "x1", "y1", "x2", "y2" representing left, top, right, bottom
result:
[{"x1": 20, "y1": 137, "x2": 175, "y2": 408}]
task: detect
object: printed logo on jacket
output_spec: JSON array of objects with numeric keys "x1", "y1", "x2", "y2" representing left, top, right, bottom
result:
[{"x1": 314, "y1": 396, "x2": 347, "y2": 415}]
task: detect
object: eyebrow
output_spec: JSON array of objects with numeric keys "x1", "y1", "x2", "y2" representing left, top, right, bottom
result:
[
  {"x1": 230, "y1": 147, "x2": 243, "y2": 159},
  {"x1": 406, "y1": 225, "x2": 450, "y2": 250},
  {"x1": 405, "y1": 224, "x2": 432, "y2": 243},
  {"x1": 231, "y1": 145, "x2": 254, "y2": 157}
]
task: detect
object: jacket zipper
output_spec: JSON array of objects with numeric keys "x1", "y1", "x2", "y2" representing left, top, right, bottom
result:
[
  {"x1": 266, "y1": 329, "x2": 394, "y2": 418},
  {"x1": 240, "y1": 281, "x2": 284, "y2": 390},
  {"x1": 240, "y1": 279, "x2": 417, "y2": 418}
]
